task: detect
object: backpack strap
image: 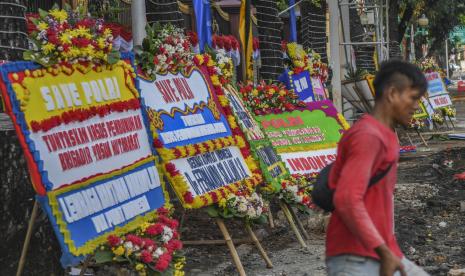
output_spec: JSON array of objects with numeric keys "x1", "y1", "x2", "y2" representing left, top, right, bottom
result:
[{"x1": 368, "y1": 163, "x2": 394, "y2": 187}]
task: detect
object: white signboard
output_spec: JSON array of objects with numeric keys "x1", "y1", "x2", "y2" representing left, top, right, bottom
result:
[
  {"x1": 30, "y1": 110, "x2": 152, "y2": 190},
  {"x1": 279, "y1": 148, "x2": 337, "y2": 175},
  {"x1": 138, "y1": 68, "x2": 210, "y2": 113},
  {"x1": 429, "y1": 94, "x2": 453, "y2": 109},
  {"x1": 171, "y1": 146, "x2": 252, "y2": 196}
]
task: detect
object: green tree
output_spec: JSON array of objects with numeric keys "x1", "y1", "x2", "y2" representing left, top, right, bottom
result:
[{"x1": 392, "y1": 0, "x2": 465, "y2": 54}]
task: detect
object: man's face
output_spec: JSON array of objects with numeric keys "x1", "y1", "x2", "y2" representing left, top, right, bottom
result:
[{"x1": 391, "y1": 87, "x2": 423, "y2": 126}]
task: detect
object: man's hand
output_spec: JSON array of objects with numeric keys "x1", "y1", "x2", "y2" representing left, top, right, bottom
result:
[{"x1": 375, "y1": 244, "x2": 407, "y2": 276}]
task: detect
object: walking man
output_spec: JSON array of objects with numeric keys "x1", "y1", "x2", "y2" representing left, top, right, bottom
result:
[{"x1": 326, "y1": 60, "x2": 430, "y2": 276}]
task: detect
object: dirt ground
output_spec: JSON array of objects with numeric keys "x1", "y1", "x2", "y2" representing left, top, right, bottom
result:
[{"x1": 182, "y1": 142, "x2": 465, "y2": 276}]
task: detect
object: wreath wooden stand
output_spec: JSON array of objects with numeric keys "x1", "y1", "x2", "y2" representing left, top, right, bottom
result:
[{"x1": 179, "y1": 210, "x2": 274, "y2": 276}]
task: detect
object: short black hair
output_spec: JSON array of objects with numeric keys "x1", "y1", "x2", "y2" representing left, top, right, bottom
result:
[{"x1": 373, "y1": 59, "x2": 427, "y2": 101}]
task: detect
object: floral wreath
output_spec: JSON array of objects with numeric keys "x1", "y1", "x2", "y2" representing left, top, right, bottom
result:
[
  {"x1": 136, "y1": 23, "x2": 193, "y2": 79},
  {"x1": 24, "y1": 4, "x2": 120, "y2": 67},
  {"x1": 283, "y1": 41, "x2": 329, "y2": 84},
  {"x1": 239, "y1": 81, "x2": 306, "y2": 116},
  {"x1": 137, "y1": 34, "x2": 263, "y2": 209},
  {"x1": 95, "y1": 208, "x2": 185, "y2": 276},
  {"x1": 279, "y1": 174, "x2": 316, "y2": 213}
]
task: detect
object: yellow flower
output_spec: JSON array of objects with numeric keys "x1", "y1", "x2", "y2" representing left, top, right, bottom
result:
[
  {"x1": 103, "y1": 28, "x2": 113, "y2": 36},
  {"x1": 60, "y1": 33, "x2": 72, "y2": 44},
  {"x1": 135, "y1": 263, "x2": 145, "y2": 271},
  {"x1": 210, "y1": 75, "x2": 220, "y2": 86},
  {"x1": 207, "y1": 58, "x2": 215, "y2": 67},
  {"x1": 37, "y1": 22, "x2": 48, "y2": 31},
  {"x1": 113, "y1": 246, "x2": 125, "y2": 256},
  {"x1": 42, "y1": 43, "x2": 56, "y2": 54},
  {"x1": 252, "y1": 89, "x2": 259, "y2": 96},
  {"x1": 195, "y1": 54, "x2": 204, "y2": 65},
  {"x1": 219, "y1": 198, "x2": 227, "y2": 208},
  {"x1": 49, "y1": 9, "x2": 68, "y2": 23},
  {"x1": 279, "y1": 89, "x2": 286, "y2": 96},
  {"x1": 97, "y1": 37, "x2": 106, "y2": 49},
  {"x1": 140, "y1": 222, "x2": 151, "y2": 232},
  {"x1": 76, "y1": 26, "x2": 92, "y2": 39}
]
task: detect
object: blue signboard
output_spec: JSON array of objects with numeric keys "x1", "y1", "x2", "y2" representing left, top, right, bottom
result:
[
  {"x1": 426, "y1": 72, "x2": 447, "y2": 97},
  {"x1": 138, "y1": 66, "x2": 232, "y2": 148},
  {"x1": 279, "y1": 69, "x2": 315, "y2": 102},
  {"x1": 0, "y1": 53, "x2": 166, "y2": 266}
]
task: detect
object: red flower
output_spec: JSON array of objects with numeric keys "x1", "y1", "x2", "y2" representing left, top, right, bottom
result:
[
  {"x1": 209, "y1": 192, "x2": 218, "y2": 203},
  {"x1": 157, "y1": 207, "x2": 169, "y2": 216},
  {"x1": 143, "y1": 238, "x2": 156, "y2": 249},
  {"x1": 183, "y1": 192, "x2": 194, "y2": 203},
  {"x1": 146, "y1": 223, "x2": 164, "y2": 236},
  {"x1": 166, "y1": 239, "x2": 183, "y2": 252},
  {"x1": 155, "y1": 253, "x2": 172, "y2": 271},
  {"x1": 165, "y1": 162, "x2": 179, "y2": 176},
  {"x1": 223, "y1": 36, "x2": 232, "y2": 51},
  {"x1": 76, "y1": 18, "x2": 95, "y2": 28},
  {"x1": 126, "y1": 234, "x2": 143, "y2": 247},
  {"x1": 187, "y1": 31, "x2": 198, "y2": 46},
  {"x1": 173, "y1": 148, "x2": 182, "y2": 158},
  {"x1": 140, "y1": 250, "x2": 153, "y2": 263},
  {"x1": 71, "y1": 37, "x2": 91, "y2": 48},
  {"x1": 207, "y1": 66, "x2": 216, "y2": 76},
  {"x1": 107, "y1": 235, "x2": 121, "y2": 247},
  {"x1": 193, "y1": 56, "x2": 201, "y2": 67},
  {"x1": 230, "y1": 36, "x2": 240, "y2": 50},
  {"x1": 284, "y1": 103, "x2": 296, "y2": 111}
]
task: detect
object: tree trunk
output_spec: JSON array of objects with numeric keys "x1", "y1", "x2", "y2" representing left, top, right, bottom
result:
[
  {"x1": 145, "y1": 0, "x2": 184, "y2": 28},
  {"x1": 253, "y1": 0, "x2": 284, "y2": 82}
]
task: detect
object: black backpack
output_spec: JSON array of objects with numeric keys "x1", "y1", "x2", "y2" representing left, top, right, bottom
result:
[{"x1": 311, "y1": 163, "x2": 393, "y2": 212}]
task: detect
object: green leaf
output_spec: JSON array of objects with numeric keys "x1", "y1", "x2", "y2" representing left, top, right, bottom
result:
[
  {"x1": 38, "y1": 9, "x2": 48, "y2": 19},
  {"x1": 142, "y1": 38, "x2": 151, "y2": 52},
  {"x1": 206, "y1": 206, "x2": 219, "y2": 217},
  {"x1": 114, "y1": 255, "x2": 127, "y2": 263},
  {"x1": 23, "y1": 51, "x2": 33, "y2": 61},
  {"x1": 254, "y1": 215, "x2": 268, "y2": 225},
  {"x1": 93, "y1": 250, "x2": 114, "y2": 264},
  {"x1": 107, "y1": 50, "x2": 121, "y2": 64},
  {"x1": 30, "y1": 18, "x2": 40, "y2": 26},
  {"x1": 64, "y1": 3, "x2": 72, "y2": 12},
  {"x1": 51, "y1": 3, "x2": 60, "y2": 10}
]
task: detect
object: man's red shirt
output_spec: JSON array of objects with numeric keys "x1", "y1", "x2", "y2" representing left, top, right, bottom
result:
[{"x1": 326, "y1": 114, "x2": 403, "y2": 259}]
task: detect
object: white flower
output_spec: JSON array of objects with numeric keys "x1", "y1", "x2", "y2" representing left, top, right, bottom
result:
[
  {"x1": 161, "y1": 226, "x2": 174, "y2": 243},
  {"x1": 246, "y1": 208, "x2": 256, "y2": 218},
  {"x1": 124, "y1": 241, "x2": 134, "y2": 250},
  {"x1": 152, "y1": 247, "x2": 164, "y2": 258},
  {"x1": 238, "y1": 202, "x2": 247, "y2": 212}
]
